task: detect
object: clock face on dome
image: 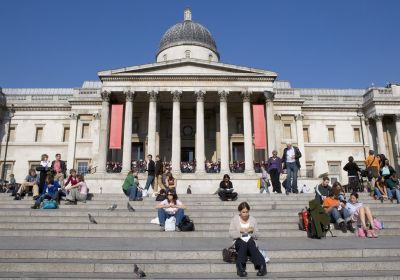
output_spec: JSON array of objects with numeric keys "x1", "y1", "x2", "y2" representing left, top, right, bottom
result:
[{"x1": 183, "y1": 125, "x2": 193, "y2": 136}]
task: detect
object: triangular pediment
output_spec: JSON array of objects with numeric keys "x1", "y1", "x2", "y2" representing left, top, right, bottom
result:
[{"x1": 98, "y1": 58, "x2": 277, "y2": 79}]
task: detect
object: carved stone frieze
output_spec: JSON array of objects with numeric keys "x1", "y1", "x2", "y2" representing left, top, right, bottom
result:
[
  {"x1": 69, "y1": 113, "x2": 78, "y2": 120},
  {"x1": 218, "y1": 90, "x2": 229, "y2": 102},
  {"x1": 171, "y1": 90, "x2": 182, "y2": 102},
  {"x1": 274, "y1": 114, "x2": 281, "y2": 120},
  {"x1": 194, "y1": 90, "x2": 206, "y2": 102},
  {"x1": 100, "y1": 91, "x2": 111, "y2": 102}
]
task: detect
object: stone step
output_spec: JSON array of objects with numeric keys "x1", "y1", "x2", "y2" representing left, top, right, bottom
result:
[
  {"x1": 0, "y1": 257, "x2": 399, "y2": 273},
  {"x1": 0, "y1": 228, "x2": 396, "y2": 238}
]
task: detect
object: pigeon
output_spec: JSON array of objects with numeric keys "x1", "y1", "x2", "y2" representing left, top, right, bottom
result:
[
  {"x1": 186, "y1": 185, "x2": 192, "y2": 194},
  {"x1": 107, "y1": 203, "x2": 117, "y2": 211},
  {"x1": 134, "y1": 264, "x2": 146, "y2": 278},
  {"x1": 88, "y1": 213, "x2": 97, "y2": 224},
  {"x1": 127, "y1": 202, "x2": 135, "y2": 212}
]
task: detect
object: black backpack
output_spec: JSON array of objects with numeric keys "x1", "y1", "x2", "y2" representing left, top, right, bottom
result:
[{"x1": 179, "y1": 215, "x2": 195, "y2": 231}]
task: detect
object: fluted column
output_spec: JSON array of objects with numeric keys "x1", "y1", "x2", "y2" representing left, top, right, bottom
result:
[
  {"x1": 242, "y1": 91, "x2": 254, "y2": 175},
  {"x1": 67, "y1": 113, "x2": 78, "y2": 170},
  {"x1": 195, "y1": 90, "x2": 206, "y2": 173},
  {"x1": 147, "y1": 90, "x2": 158, "y2": 157},
  {"x1": 122, "y1": 90, "x2": 134, "y2": 173},
  {"x1": 171, "y1": 90, "x2": 182, "y2": 175},
  {"x1": 97, "y1": 91, "x2": 110, "y2": 173},
  {"x1": 219, "y1": 90, "x2": 230, "y2": 174},
  {"x1": 295, "y1": 114, "x2": 306, "y2": 177},
  {"x1": 395, "y1": 115, "x2": 400, "y2": 157},
  {"x1": 91, "y1": 113, "x2": 101, "y2": 164},
  {"x1": 264, "y1": 91, "x2": 275, "y2": 157},
  {"x1": 374, "y1": 114, "x2": 386, "y2": 155},
  {"x1": 365, "y1": 118, "x2": 374, "y2": 151}
]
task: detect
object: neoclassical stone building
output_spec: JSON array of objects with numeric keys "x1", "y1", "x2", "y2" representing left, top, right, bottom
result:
[{"x1": 1, "y1": 9, "x2": 400, "y2": 193}]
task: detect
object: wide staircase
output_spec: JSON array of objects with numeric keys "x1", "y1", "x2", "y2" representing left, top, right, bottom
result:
[{"x1": 0, "y1": 192, "x2": 399, "y2": 279}]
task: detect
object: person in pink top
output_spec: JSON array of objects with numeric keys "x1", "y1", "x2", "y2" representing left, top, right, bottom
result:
[
  {"x1": 51, "y1": 153, "x2": 66, "y2": 188},
  {"x1": 65, "y1": 174, "x2": 87, "y2": 205}
]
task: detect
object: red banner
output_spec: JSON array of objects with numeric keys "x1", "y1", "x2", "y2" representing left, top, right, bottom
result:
[
  {"x1": 252, "y1": 105, "x2": 267, "y2": 149},
  {"x1": 109, "y1": 104, "x2": 123, "y2": 149}
]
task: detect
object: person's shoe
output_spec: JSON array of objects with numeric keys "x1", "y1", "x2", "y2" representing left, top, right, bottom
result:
[
  {"x1": 347, "y1": 221, "x2": 356, "y2": 233},
  {"x1": 135, "y1": 197, "x2": 143, "y2": 201},
  {"x1": 175, "y1": 226, "x2": 181, "y2": 232},
  {"x1": 14, "y1": 194, "x2": 21, "y2": 200},
  {"x1": 366, "y1": 229, "x2": 374, "y2": 238},
  {"x1": 379, "y1": 197, "x2": 384, "y2": 203},
  {"x1": 65, "y1": 201, "x2": 77, "y2": 205},
  {"x1": 159, "y1": 226, "x2": 165, "y2": 232},
  {"x1": 236, "y1": 263, "x2": 247, "y2": 277},
  {"x1": 31, "y1": 204, "x2": 40, "y2": 209},
  {"x1": 339, "y1": 222, "x2": 347, "y2": 233},
  {"x1": 32, "y1": 196, "x2": 39, "y2": 200},
  {"x1": 257, "y1": 264, "x2": 267, "y2": 276},
  {"x1": 286, "y1": 191, "x2": 289, "y2": 195}
]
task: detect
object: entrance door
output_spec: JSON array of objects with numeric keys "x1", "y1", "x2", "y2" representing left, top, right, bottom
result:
[
  {"x1": 232, "y1": 143, "x2": 244, "y2": 161},
  {"x1": 131, "y1": 142, "x2": 144, "y2": 160},
  {"x1": 181, "y1": 147, "x2": 195, "y2": 162}
]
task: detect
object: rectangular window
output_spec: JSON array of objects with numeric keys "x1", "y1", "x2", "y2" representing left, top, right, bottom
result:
[
  {"x1": 303, "y1": 127, "x2": 309, "y2": 143},
  {"x1": 328, "y1": 161, "x2": 341, "y2": 174},
  {"x1": 81, "y1": 123, "x2": 90, "y2": 139},
  {"x1": 305, "y1": 162, "x2": 314, "y2": 178},
  {"x1": 76, "y1": 160, "x2": 89, "y2": 175},
  {"x1": 35, "y1": 127, "x2": 43, "y2": 142},
  {"x1": 0, "y1": 161, "x2": 14, "y2": 180},
  {"x1": 283, "y1": 124, "x2": 292, "y2": 139},
  {"x1": 9, "y1": 126, "x2": 16, "y2": 142},
  {"x1": 328, "y1": 127, "x2": 335, "y2": 142},
  {"x1": 353, "y1": 127, "x2": 361, "y2": 143},
  {"x1": 29, "y1": 161, "x2": 41, "y2": 171},
  {"x1": 63, "y1": 127, "x2": 70, "y2": 142}
]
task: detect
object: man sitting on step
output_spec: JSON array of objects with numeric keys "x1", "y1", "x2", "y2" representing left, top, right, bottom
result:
[{"x1": 14, "y1": 169, "x2": 40, "y2": 200}]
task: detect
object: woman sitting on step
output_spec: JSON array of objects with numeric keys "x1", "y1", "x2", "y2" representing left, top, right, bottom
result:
[
  {"x1": 156, "y1": 191, "x2": 185, "y2": 231},
  {"x1": 229, "y1": 202, "x2": 267, "y2": 277},
  {"x1": 218, "y1": 174, "x2": 238, "y2": 201},
  {"x1": 345, "y1": 192, "x2": 378, "y2": 238}
]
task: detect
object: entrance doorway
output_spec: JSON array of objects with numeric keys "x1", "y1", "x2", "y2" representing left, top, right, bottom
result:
[
  {"x1": 181, "y1": 147, "x2": 195, "y2": 162},
  {"x1": 232, "y1": 143, "x2": 244, "y2": 161},
  {"x1": 131, "y1": 142, "x2": 144, "y2": 160}
]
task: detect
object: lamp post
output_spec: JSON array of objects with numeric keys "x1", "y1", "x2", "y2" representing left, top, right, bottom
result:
[
  {"x1": 357, "y1": 106, "x2": 367, "y2": 159},
  {"x1": 2, "y1": 104, "x2": 15, "y2": 182}
]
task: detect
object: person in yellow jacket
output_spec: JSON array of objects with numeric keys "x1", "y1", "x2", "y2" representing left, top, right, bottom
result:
[{"x1": 365, "y1": 150, "x2": 381, "y2": 195}]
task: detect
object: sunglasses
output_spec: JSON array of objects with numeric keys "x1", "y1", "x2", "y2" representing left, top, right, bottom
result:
[{"x1": 167, "y1": 193, "x2": 173, "y2": 196}]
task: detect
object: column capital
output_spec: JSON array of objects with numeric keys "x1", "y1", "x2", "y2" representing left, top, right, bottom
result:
[
  {"x1": 148, "y1": 90, "x2": 158, "y2": 102},
  {"x1": 100, "y1": 91, "x2": 111, "y2": 102},
  {"x1": 395, "y1": 114, "x2": 400, "y2": 121},
  {"x1": 374, "y1": 114, "x2": 384, "y2": 121},
  {"x1": 92, "y1": 113, "x2": 101, "y2": 120},
  {"x1": 218, "y1": 90, "x2": 229, "y2": 102},
  {"x1": 264, "y1": 91, "x2": 275, "y2": 101},
  {"x1": 295, "y1": 114, "x2": 304, "y2": 121},
  {"x1": 194, "y1": 90, "x2": 206, "y2": 102},
  {"x1": 124, "y1": 90, "x2": 135, "y2": 102},
  {"x1": 364, "y1": 118, "x2": 370, "y2": 125},
  {"x1": 69, "y1": 113, "x2": 78, "y2": 120},
  {"x1": 241, "y1": 91, "x2": 252, "y2": 102},
  {"x1": 171, "y1": 90, "x2": 182, "y2": 102}
]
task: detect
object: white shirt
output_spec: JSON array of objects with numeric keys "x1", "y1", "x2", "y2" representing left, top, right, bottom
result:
[
  {"x1": 286, "y1": 147, "x2": 295, "y2": 163},
  {"x1": 345, "y1": 202, "x2": 363, "y2": 215}
]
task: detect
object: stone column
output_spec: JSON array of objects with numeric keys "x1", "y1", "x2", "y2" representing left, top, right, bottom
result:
[
  {"x1": 122, "y1": 90, "x2": 134, "y2": 174},
  {"x1": 264, "y1": 91, "x2": 275, "y2": 157},
  {"x1": 218, "y1": 90, "x2": 230, "y2": 174},
  {"x1": 171, "y1": 90, "x2": 182, "y2": 175},
  {"x1": 91, "y1": 113, "x2": 101, "y2": 165},
  {"x1": 365, "y1": 118, "x2": 374, "y2": 152},
  {"x1": 147, "y1": 90, "x2": 158, "y2": 158},
  {"x1": 195, "y1": 90, "x2": 206, "y2": 173},
  {"x1": 374, "y1": 114, "x2": 387, "y2": 155},
  {"x1": 395, "y1": 114, "x2": 400, "y2": 157},
  {"x1": 242, "y1": 91, "x2": 254, "y2": 175},
  {"x1": 67, "y1": 113, "x2": 78, "y2": 170},
  {"x1": 295, "y1": 114, "x2": 306, "y2": 177},
  {"x1": 97, "y1": 91, "x2": 110, "y2": 173}
]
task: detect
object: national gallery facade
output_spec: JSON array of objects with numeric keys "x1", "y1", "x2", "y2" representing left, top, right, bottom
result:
[{"x1": 1, "y1": 9, "x2": 400, "y2": 193}]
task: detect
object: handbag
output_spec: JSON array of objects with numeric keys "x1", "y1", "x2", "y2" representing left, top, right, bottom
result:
[
  {"x1": 361, "y1": 156, "x2": 375, "y2": 178},
  {"x1": 165, "y1": 216, "x2": 176, "y2": 231},
  {"x1": 222, "y1": 244, "x2": 237, "y2": 263},
  {"x1": 42, "y1": 199, "x2": 58, "y2": 209}
]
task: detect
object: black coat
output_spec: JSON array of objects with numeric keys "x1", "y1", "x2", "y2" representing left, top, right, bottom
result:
[
  {"x1": 146, "y1": 160, "x2": 156, "y2": 176},
  {"x1": 282, "y1": 146, "x2": 302, "y2": 169}
]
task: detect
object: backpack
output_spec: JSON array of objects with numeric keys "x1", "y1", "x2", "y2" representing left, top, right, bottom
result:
[
  {"x1": 42, "y1": 199, "x2": 58, "y2": 209},
  {"x1": 298, "y1": 208, "x2": 309, "y2": 231},
  {"x1": 307, "y1": 199, "x2": 332, "y2": 239},
  {"x1": 179, "y1": 215, "x2": 195, "y2": 231}
]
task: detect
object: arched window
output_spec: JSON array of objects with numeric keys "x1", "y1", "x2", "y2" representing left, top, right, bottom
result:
[{"x1": 185, "y1": 50, "x2": 191, "y2": 58}]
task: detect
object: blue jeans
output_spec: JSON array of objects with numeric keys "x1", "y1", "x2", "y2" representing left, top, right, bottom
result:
[
  {"x1": 34, "y1": 192, "x2": 58, "y2": 207},
  {"x1": 144, "y1": 175, "x2": 155, "y2": 191},
  {"x1": 329, "y1": 207, "x2": 350, "y2": 224},
  {"x1": 127, "y1": 186, "x2": 139, "y2": 200},
  {"x1": 374, "y1": 188, "x2": 384, "y2": 199},
  {"x1": 286, "y1": 162, "x2": 298, "y2": 193},
  {"x1": 158, "y1": 208, "x2": 184, "y2": 226},
  {"x1": 388, "y1": 189, "x2": 400, "y2": 203}
]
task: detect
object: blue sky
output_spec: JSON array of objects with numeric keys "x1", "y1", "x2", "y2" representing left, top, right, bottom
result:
[{"x1": 0, "y1": 0, "x2": 399, "y2": 89}]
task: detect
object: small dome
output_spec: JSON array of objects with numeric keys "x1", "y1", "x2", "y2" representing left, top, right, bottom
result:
[{"x1": 157, "y1": 9, "x2": 219, "y2": 59}]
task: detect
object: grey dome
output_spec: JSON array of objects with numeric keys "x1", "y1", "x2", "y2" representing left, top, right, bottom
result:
[{"x1": 157, "y1": 15, "x2": 219, "y2": 58}]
